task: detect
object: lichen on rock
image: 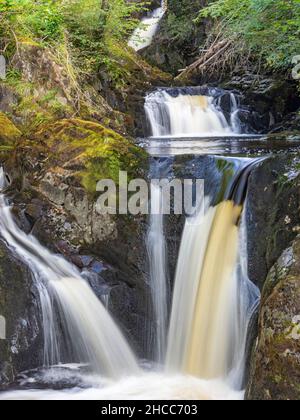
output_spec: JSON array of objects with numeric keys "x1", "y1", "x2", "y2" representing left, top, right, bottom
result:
[{"x1": 246, "y1": 236, "x2": 300, "y2": 400}]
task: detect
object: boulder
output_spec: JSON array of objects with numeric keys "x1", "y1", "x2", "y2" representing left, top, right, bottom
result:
[
  {"x1": 246, "y1": 236, "x2": 300, "y2": 400},
  {"x1": 224, "y1": 75, "x2": 300, "y2": 130},
  {"x1": 0, "y1": 242, "x2": 42, "y2": 386},
  {"x1": 247, "y1": 155, "x2": 300, "y2": 289}
]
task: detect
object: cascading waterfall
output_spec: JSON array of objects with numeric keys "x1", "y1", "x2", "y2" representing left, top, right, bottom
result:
[
  {"x1": 229, "y1": 93, "x2": 242, "y2": 133},
  {"x1": 147, "y1": 175, "x2": 169, "y2": 364},
  {"x1": 0, "y1": 168, "x2": 139, "y2": 378},
  {"x1": 166, "y1": 161, "x2": 261, "y2": 389},
  {"x1": 128, "y1": 1, "x2": 166, "y2": 51},
  {"x1": 145, "y1": 89, "x2": 243, "y2": 137}
]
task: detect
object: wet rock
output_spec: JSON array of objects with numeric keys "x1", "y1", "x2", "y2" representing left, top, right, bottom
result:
[
  {"x1": 224, "y1": 75, "x2": 300, "y2": 129},
  {"x1": 24, "y1": 200, "x2": 43, "y2": 223},
  {"x1": 246, "y1": 236, "x2": 300, "y2": 400},
  {"x1": 270, "y1": 111, "x2": 300, "y2": 134},
  {"x1": 247, "y1": 155, "x2": 300, "y2": 289},
  {"x1": 142, "y1": 0, "x2": 207, "y2": 75},
  {"x1": 0, "y1": 242, "x2": 43, "y2": 386}
]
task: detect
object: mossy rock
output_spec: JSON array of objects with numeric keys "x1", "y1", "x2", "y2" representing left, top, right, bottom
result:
[
  {"x1": 247, "y1": 236, "x2": 300, "y2": 400},
  {"x1": 30, "y1": 118, "x2": 147, "y2": 194},
  {"x1": 0, "y1": 112, "x2": 21, "y2": 149}
]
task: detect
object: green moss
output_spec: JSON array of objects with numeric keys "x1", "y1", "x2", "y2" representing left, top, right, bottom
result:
[
  {"x1": 3, "y1": 78, "x2": 73, "y2": 134},
  {"x1": 0, "y1": 112, "x2": 22, "y2": 146},
  {"x1": 102, "y1": 39, "x2": 171, "y2": 90},
  {"x1": 35, "y1": 118, "x2": 147, "y2": 194}
]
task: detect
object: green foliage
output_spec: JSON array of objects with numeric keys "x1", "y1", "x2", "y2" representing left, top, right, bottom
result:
[
  {"x1": 103, "y1": 0, "x2": 147, "y2": 41},
  {"x1": 199, "y1": 0, "x2": 300, "y2": 71},
  {"x1": 0, "y1": 0, "x2": 147, "y2": 78},
  {"x1": 1, "y1": 0, "x2": 64, "y2": 42},
  {"x1": 163, "y1": 11, "x2": 195, "y2": 45}
]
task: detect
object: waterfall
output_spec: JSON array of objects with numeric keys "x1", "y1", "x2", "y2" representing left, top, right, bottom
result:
[
  {"x1": 0, "y1": 168, "x2": 139, "y2": 378},
  {"x1": 128, "y1": 1, "x2": 166, "y2": 51},
  {"x1": 229, "y1": 93, "x2": 242, "y2": 133},
  {"x1": 166, "y1": 160, "x2": 261, "y2": 389},
  {"x1": 144, "y1": 87, "x2": 261, "y2": 390},
  {"x1": 145, "y1": 89, "x2": 243, "y2": 137},
  {"x1": 147, "y1": 181, "x2": 169, "y2": 364}
]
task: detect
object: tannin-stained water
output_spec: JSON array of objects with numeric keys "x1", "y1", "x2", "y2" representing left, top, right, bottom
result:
[
  {"x1": 166, "y1": 163, "x2": 260, "y2": 390},
  {"x1": 185, "y1": 201, "x2": 242, "y2": 379}
]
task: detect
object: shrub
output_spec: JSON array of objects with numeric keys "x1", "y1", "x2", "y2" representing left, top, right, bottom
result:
[{"x1": 199, "y1": 0, "x2": 300, "y2": 71}]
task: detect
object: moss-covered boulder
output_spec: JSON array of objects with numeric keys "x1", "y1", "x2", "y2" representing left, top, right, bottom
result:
[
  {"x1": 246, "y1": 236, "x2": 300, "y2": 400},
  {"x1": 5, "y1": 117, "x2": 147, "y2": 248},
  {"x1": 31, "y1": 118, "x2": 147, "y2": 193}
]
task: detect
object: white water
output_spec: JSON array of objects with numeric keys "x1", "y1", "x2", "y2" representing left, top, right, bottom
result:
[
  {"x1": 166, "y1": 196, "x2": 260, "y2": 389},
  {"x1": 0, "y1": 168, "x2": 139, "y2": 378},
  {"x1": 145, "y1": 90, "x2": 242, "y2": 137},
  {"x1": 0, "y1": 368, "x2": 243, "y2": 400},
  {"x1": 229, "y1": 92, "x2": 242, "y2": 133},
  {"x1": 128, "y1": 2, "x2": 166, "y2": 51},
  {"x1": 147, "y1": 183, "x2": 169, "y2": 363}
]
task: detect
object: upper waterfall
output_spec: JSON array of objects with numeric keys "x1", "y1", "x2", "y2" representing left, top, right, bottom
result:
[
  {"x1": 128, "y1": 1, "x2": 166, "y2": 51},
  {"x1": 144, "y1": 88, "x2": 245, "y2": 137}
]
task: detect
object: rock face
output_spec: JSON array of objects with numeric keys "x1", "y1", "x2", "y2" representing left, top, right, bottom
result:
[
  {"x1": 246, "y1": 236, "x2": 300, "y2": 400},
  {"x1": 142, "y1": 0, "x2": 207, "y2": 75},
  {"x1": 223, "y1": 75, "x2": 300, "y2": 131},
  {"x1": 271, "y1": 112, "x2": 300, "y2": 134},
  {"x1": 247, "y1": 155, "x2": 300, "y2": 289},
  {"x1": 0, "y1": 242, "x2": 42, "y2": 386}
]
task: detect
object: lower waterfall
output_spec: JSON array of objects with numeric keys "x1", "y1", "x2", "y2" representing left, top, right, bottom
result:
[
  {"x1": 167, "y1": 202, "x2": 260, "y2": 385},
  {"x1": 0, "y1": 168, "x2": 139, "y2": 378},
  {"x1": 166, "y1": 163, "x2": 260, "y2": 389}
]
